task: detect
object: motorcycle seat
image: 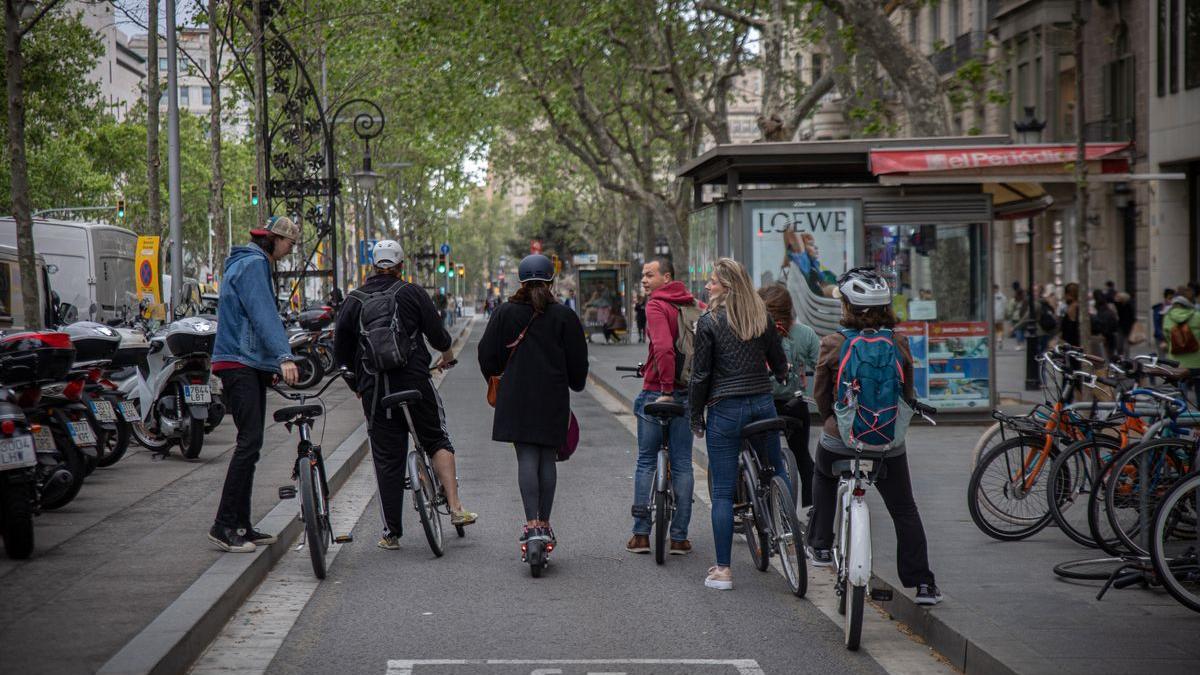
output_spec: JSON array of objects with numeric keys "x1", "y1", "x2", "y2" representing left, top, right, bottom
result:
[{"x1": 274, "y1": 404, "x2": 323, "y2": 423}]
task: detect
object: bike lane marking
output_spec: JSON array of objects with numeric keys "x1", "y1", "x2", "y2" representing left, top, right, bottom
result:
[
  {"x1": 586, "y1": 384, "x2": 951, "y2": 675},
  {"x1": 384, "y1": 659, "x2": 765, "y2": 675}
]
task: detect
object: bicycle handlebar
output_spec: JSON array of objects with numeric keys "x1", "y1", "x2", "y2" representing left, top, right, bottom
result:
[
  {"x1": 271, "y1": 367, "x2": 348, "y2": 401},
  {"x1": 615, "y1": 366, "x2": 641, "y2": 372}
]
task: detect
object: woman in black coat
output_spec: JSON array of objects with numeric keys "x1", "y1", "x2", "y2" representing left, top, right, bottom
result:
[{"x1": 479, "y1": 255, "x2": 588, "y2": 547}]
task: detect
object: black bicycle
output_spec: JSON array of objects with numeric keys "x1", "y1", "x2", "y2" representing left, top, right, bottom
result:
[{"x1": 273, "y1": 371, "x2": 352, "y2": 580}]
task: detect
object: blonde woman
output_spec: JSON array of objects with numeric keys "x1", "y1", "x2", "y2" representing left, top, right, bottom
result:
[{"x1": 689, "y1": 258, "x2": 789, "y2": 590}]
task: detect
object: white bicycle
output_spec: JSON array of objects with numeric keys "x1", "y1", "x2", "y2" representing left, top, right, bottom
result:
[{"x1": 832, "y1": 399, "x2": 937, "y2": 650}]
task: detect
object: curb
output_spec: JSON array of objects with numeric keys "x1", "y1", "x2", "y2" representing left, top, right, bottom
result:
[{"x1": 98, "y1": 319, "x2": 476, "y2": 675}]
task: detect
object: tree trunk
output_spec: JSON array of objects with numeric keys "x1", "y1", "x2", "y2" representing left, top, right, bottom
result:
[
  {"x1": 7, "y1": 4, "x2": 39, "y2": 328},
  {"x1": 208, "y1": 0, "x2": 225, "y2": 277},
  {"x1": 822, "y1": 0, "x2": 949, "y2": 136},
  {"x1": 147, "y1": 0, "x2": 161, "y2": 237},
  {"x1": 756, "y1": 0, "x2": 788, "y2": 140},
  {"x1": 1073, "y1": 0, "x2": 1091, "y2": 342}
]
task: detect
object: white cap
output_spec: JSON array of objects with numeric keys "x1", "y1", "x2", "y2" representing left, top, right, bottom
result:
[{"x1": 371, "y1": 240, "x2": 403, "y2": 269}]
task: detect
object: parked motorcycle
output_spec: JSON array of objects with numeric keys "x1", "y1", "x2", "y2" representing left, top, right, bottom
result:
[
  {"x1": 0, "y1": 394, "x2": 37, "y2": 559},
  {"x1": 115, "y1": 317, "x2": 216, "y2": 459},
  {"x1": 62, "y1": 322, "x2": 126, "y2": 468}
]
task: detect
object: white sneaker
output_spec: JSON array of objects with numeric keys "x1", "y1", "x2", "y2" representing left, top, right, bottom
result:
[{"x1": 705, "y1": 566, "x2": 733, "y2": 590}]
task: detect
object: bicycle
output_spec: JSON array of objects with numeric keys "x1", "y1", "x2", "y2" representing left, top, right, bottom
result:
[
  {"x1": 273, "y1": 371, "x2": 353, "y2": 580},
  {"x1": 1150, "y1": 465, "x2": 1200, "y2": 613},
  {"x1": 835, "y1": 399, "x2": 936, "y2": 651}
]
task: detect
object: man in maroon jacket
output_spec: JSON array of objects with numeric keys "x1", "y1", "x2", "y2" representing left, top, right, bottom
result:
[{"x1": 626, "y1": 256, "x2": 700, "y2": 555}]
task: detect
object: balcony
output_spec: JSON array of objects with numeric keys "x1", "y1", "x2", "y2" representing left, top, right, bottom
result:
[
  {"x1": 1082, "y1": 117, "x2": 1135, "y2": 143},
  {"x1": 932, "y1": 32, "x2": 986, "y2": 76}
]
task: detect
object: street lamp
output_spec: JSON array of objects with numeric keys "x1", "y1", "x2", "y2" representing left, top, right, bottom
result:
[
  {"x1": 328, "y1": 99, "x2": 385, "y2": 287},
  {"x1": 1014, "y1": 106, "x2": 1046, "y2": 391},
  {"x1": 654, "y1": 238, "x2": 670, "y2": 257}
]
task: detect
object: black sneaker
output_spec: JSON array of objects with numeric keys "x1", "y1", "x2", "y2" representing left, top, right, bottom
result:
[
  {"x1": 915, "y1": 583, "x2": 943, "y2": 606},
  {"x1": 808, "y1": 547, "x2": 833, "y2": 567},
  {"x1": 208, "y1": 524, "x2": 256, "y2": 553},
  {"x1": 243, "y1": 527, "x2": 277, "y2": 545}
]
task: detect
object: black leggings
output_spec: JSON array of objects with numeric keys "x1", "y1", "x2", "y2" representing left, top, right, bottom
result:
[
  {"x1": 515, "y1": 443, "x2": 557, "y2": 521},
  {"x1": 774, "y1": 398, "x2": 814, "y2": 507}
]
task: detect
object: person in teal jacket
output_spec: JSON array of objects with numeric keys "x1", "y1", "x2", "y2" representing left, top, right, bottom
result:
[
  {"x1": 759, "y1": 284, "x2": 820, "y2": 507},
  {"x1": 1164, "y1": 290, "x2": 1200, "y2": 406}
]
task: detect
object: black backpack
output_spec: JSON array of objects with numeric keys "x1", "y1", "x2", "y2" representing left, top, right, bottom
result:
[
  {"x1": 348, "y1": 280, "x2": 415, "y2": 376},
  {"x1": 1037, "y1": 302, "x2": 1059, "y2": 334}
]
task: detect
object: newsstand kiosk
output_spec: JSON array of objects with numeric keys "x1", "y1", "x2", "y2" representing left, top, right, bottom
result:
[{"x1": 676, "y1": 136, "x2": 1133, "y2": 415}]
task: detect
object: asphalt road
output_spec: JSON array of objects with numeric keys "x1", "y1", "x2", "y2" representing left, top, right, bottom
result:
[{"x1": 264, "y1": 328, "x2": 888, "y2": 675}]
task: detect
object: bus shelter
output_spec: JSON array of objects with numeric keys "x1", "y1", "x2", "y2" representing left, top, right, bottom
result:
[
  {"x1": 575, "y1": 260, "x2": 632, "y2": 343},
  {"x1": 676, "y1": 136, "x2": 1136, "y2": 414}
]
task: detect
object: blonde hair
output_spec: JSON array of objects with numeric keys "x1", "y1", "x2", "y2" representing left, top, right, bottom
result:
[{"x1": 710, "y1": 257, "x2": 768, "y2": 341}]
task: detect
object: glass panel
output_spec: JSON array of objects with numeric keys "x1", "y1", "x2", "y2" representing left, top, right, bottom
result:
[
  {"x1": 0, "y1": 262, "x2": 11, "y2": 320},
  {"x1": 1159, "y1": 0, "x2": 1168, "y2": 96},
  {"x1": 1057, "y1": 55, "x2": 1076, "y2": 141},
  {"x1": 1172, "y1": 0, "x2": 1180, "y2": 93},
  {"x1": 1017, "y1": 62, "x2": 1030, "y2": 111},
  {"x1": 866, "y1": 224, "x2": 992, "y2": 410},
  {"x1": 688, "y1": 205, "x2": 718, "y2": 301},
  {"x1": 1187, "y1": 0, "x2": 1200, "y2": 89}
]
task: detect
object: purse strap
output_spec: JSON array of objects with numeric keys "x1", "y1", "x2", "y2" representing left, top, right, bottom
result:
[{"x1": 503, "y1": 311, "x2": 540, "y2": 369}]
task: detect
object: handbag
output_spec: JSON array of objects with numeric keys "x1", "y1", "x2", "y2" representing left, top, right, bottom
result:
[
  {"x1": 486, "y1": 312, "x2": 538, "y2": 407},
  {"x1": 557, "y1": 411, "x2": 580, "y2": 462}
]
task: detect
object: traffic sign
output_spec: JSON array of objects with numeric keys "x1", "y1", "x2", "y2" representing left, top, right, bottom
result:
[
  {"x1": 358, "y1": 239, "x2": 377, "y2": 266},
  {"x1": 440, "y1": 243, "x2": 451, "y2": 255}
]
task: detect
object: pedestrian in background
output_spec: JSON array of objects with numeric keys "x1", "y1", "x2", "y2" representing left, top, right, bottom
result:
[
  {"x1": 689, "y1": 258, "x2": 788, "y2": 591},
  {"x1": 1114, "y1": 292, "x2": 1135, "y2": 356},
  {"x1": 634, "y1": 293, "x2": 647, "y2": 343},
  {"x1": 1007, "y1": 287, "x2": 1028, "y2": 349},
  {"x1": 1091, "y1": 289, "x2": 1120, "y2": 359},
  {"x1": 1060, "y1": 283, "x2": 1081, "y2": 348},
  {"x1": 993, "y1": 284, "x2": 1007, "y2": 348},
  {"x1": 1153, "y1": 287, "x2": 1177, "y2": 351},
  {"x1": 1034, "y1": 287, "x2": 1059, "y2": 354},
  {"x1": 1164, "y1": 287, "x2": 1200, "y2": 406},
  {"x1": 209, "y1": 216, "x2": 301, "y2": 553}
]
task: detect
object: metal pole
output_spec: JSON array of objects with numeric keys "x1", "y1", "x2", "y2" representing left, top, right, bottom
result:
[
  {"x1": 1025, "y1": 218, "x2": 1039, "y2": 390},
  {"x1": 207, "y1": 212, "x2": 213, "y2": 280},
  {"x1": 166, "y1": 0, "x2": 183, "y2": 314}
]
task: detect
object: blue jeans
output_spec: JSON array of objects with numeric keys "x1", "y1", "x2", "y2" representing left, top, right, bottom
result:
[
  {"x1": 632, "y1": 390, "x2": 694, "y2": 541},
  {"x1": 705, "y1": 393, "x2": 785, "y2": 567}
]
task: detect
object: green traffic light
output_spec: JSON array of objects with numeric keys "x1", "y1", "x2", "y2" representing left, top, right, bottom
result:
[
  {"x1": 437, "y1": 264, "x2": 446, "y2": 274},
  {"x1": 448, "y1": 269, "x2": 456, "y2": 278},
  {"x1": 251, "y1": 196, "x2": 259, "y2": 206}
]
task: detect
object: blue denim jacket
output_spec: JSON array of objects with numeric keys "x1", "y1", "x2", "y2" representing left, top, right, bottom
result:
[{"x1": 212, "y1": 245, "x2": 292, "y2": 372}]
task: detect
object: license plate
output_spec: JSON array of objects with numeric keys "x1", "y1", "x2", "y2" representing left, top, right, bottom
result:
[
  {"x1": 182, "y1": 385, "x2": 212, "y2": 404},
  {"x1": 118, "y1": 401, "x2": 141, "y2": 422},
  {"x1": 68, "y1": 421, "x2": 97, "y2": 446},
  {"x1": 32, "y1": 426, "x2": 56, "y2": 453},
  {"x1": 0, "y1": 434, "x2": 37, "y2": 470},
  {"x1": 89, "y1": 399, "x2": 117, "y2": 423}
]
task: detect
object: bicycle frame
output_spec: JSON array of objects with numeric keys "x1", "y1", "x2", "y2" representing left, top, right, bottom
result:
[{"x1": 833, "y1": 456, "x2": 875, "y2": 588}]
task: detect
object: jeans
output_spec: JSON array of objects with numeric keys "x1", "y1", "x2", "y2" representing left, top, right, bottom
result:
[
  {"x1": 632, "y1": 390, "x2": 695, "y2": 541},
  {"x1": 807, "y1": 443, "x2": 935, "y2": 588},
  {"x1": 705, "y1": 393, "x2": 784, "y2": 567},
  {"x1": 214, "y1": 368, "x2": 271, "y2": 530}
]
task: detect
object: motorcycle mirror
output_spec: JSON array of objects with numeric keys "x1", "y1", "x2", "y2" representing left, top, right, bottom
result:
[{"x1": 58, "y1": 303, "x2": 78, "y2": 325}]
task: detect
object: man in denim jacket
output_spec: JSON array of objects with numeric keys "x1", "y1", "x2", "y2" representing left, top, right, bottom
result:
[{"x1": 208, "y1": 216, "x2": 300, "y2": 552}]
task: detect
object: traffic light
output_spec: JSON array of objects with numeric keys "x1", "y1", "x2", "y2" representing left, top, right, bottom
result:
[
  {"x1": 456, "y1": 263, "x2": 465, "y2": 277},
  {"x1": 250, "y1": 183, "x2": 259, "y2": 206},
  {"x1": 437, "y1": 253, "x2": 447, "y2": 274},
  {"x1": 116, "y1": 197, "x2": 126, "y2": 219},
  {"x1": 447, "y1": 265, "x2": 456, "y2": 278}
]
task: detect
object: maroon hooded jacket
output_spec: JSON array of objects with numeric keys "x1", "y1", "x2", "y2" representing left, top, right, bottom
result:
[{"x1": 643, "y1": 280, "x2": 700, "y2": 394}]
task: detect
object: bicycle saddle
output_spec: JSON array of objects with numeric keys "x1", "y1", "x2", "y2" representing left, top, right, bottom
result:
[
  {"x1": 274, "y1": 404, "x2": 323, "y2": 423},
  {"x1": 644, "y1": 401, "x2": 685, "y2": 418},
  {"x1": 382, "y1": 390, "x2": 423, "y2": 408},
  {"x1": 832, "y1": 456, "x2": 888, "y2": 480},
  {"x1": 740, "y1": 417, "x2": 786, "y2": 438}
]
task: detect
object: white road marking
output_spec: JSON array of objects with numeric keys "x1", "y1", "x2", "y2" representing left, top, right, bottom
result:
[
  {"x1": 586, "y1": 384, "x2": 950, "y2": 675},
  {"x1": 384, "y1": 659, "x2": 765, "y2": 675}
]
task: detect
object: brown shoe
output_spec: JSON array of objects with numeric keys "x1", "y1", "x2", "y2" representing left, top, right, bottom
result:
[
  {"x1": 625, "y1": 534, "x2": 650, "y2": 553},
  {"x1": 669, "y1": 539, "x2": 692, "y2": 555}
]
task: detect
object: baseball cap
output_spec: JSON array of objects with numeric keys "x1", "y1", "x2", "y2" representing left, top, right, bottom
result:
[{"x1": 249, "y1": 215, "x2": 300, "y2": 243}]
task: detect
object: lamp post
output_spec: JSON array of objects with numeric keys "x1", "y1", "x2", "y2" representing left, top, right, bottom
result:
[
  {"x1": 327, "y1": 98, "x2": 384, "y2": 288},
  {"x1": 1014, "y1": 106, "x2": 1046, "y2": 391}
]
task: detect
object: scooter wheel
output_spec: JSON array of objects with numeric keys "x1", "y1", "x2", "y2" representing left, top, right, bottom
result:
[{"x1": 526, "y1": 540, "x2": 546, "y2": 578}]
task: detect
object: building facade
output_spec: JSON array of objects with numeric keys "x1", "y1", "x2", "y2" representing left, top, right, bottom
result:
[{"x1": 74, "y1": 1, "x2": 144, "y2": 121}]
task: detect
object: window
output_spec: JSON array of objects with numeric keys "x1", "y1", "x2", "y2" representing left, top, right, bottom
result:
[
  {"x1": 812, "y1": 53, "x2": 824, "y2": 82},
  {"x1": 1187, "y1": 0, "x2": 1200, "y2": 89},
  {"x1": 180, "y1": 86, "x2": 189, "y2": 104},
  {"x1": 158, "y1": 57, "x2": 167, "y2": 71},
  {"x1": 794, "y1": 53, "x2": 803, "y2": 79},
  {"x1": 198, "y1": 58, "x2": 207, "y2": 72},
  {"x1": 1172, "y1": 0, "x2": 1181, "y2": 92},
  {"x1": 1159, "y1": 0, "x2": 1169, "y2": 95},
  {"x1": 930, "y1": 5, "x2": 941, "y2": 47},
  {"x1": 950, "y1": 0, "x2": 960, "y2": 39},
  {"x1": 202, "y1": 87, "x2": 212, "y2": 105},
  {"x1": 909, "y1": 9, "x2": 919, "y2": 45}
]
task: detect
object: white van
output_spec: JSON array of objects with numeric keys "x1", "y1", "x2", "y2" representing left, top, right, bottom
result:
[
  {"x1": 0, "y1": 218, "x2": 138, "y2": 323},
  {"x1": 0, "y1": 243, "x2": 53, "y2": 331}
]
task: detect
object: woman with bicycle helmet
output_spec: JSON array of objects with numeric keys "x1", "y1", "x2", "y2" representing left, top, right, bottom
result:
[
  {"x1": 807, "y1": 266, "x2": 941, "y2": 605},
  {"x1": 478, "y1": 254, "x2": 589, "y2": 554},
  {"x1": 689, "y1": 258, "x2": 789, "y2": 590}
]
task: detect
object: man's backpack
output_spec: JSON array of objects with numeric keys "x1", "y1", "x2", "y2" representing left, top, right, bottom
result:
[
  {"x1": 671, "y1": 302, "x2": 702, "y2": 387},
  {"x1": 833, "y1": 329, "x2": 913, "y2": 452},
  {"x1": 1170, "y1": 311, "x2": 1200, "y2": 355},
  {"x1": 348, "y1": 280, "x2": 415, "y2": 375}
]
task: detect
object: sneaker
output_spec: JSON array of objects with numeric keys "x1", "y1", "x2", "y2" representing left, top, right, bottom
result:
[
  {"x1": 243, "y1": 527, "x2": 277, "y2": 545},
  {"x1": 519, "y1": 526, "x2": 531, "y2": 543},
  {"x1": 208, "y1": 524, "x2": 256, "y2": 553},
  {"x1": 451, "y1": 510, "x2": 478, "y2": 526},
  {"x1": 626, "y1": 534, "x2": 650, "y2": 553},
  {"x1": 377, "y1": 534, "x2": 400, "y2": 550},
  {"x1": 669, "y1": 539, "x2": 692, "y2": 555},
  {"x1": 915, "y1": 583, "x2": 943, "y2": 606},
  {"x1": 808, "y1": 547, "x2": 833, "y2": 567},
  {"x1": 704, "y1": 565, "x2": 733, "y2": 590}
]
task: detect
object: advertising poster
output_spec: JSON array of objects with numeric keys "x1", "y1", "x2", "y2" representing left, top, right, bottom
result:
[
  {"x1": 895, "y1": 321, "x2": 929, "y2": 399},
  {"x1": 926, "y1": 322, "x2": 990, "y2": 409},
  {"x1": 577, "y1": 268, "x2": 622, "y2": 335}
]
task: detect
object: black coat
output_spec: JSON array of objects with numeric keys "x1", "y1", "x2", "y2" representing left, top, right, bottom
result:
[{"x1": 478, "y1": 300, "x2": 588, "y2": 447}]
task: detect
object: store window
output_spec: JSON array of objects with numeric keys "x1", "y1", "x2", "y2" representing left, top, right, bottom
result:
[{"x1": 866, "y1": 223, "x2": 991, "y2": 409}]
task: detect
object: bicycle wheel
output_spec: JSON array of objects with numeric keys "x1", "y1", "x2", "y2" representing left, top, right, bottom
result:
[
  {"x1": 967, "y1": 437, "x2": 1059, "y2": 541},
  {"x1": 1052, "y1": 557, "x2": 1131, "y2": 581},
  {"x1": 844, "y1": 584, "x2": 865, "y2": 650},
  {"x1": 1047, "y1": 437, "x2": 1124, "y2": 548},
  {"x1": 740, "y1": 468, "x2": 769, "y2": 572},
  {"x1": 969, "y1": 421, "x2": 1004, "y2": 470},
  {"x1": 1087, "y1": 456, "x2": 1127, "y2": 556},
  {"x1": 299, "y1": 456, "x2": 328, "y2": 579},
  {"x1": 1105, "y1": 439, "x2": 1196, "y2": 557},
  {"x1": 1151, "y1": 472, "x2": 1200, "y2": 613},
  {"x1": 410, "y1": 452, "x2": 445, "y2": 557},
  {"x1": 781, "y1": 449, "x2": 800, "y2": 511},
  {"x1": 654, "y1": 485, "x2": 668, "y2": 566},
  {"x1": 769, "y1": 475, "x2": 807, "y2": 598}
]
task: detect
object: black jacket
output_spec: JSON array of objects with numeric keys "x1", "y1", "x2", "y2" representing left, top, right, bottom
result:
[
  {"x1": 688, "y1": 308, "x2": 787, "y2": 433},
  {"x1": 478, "y1": 300, "x2": 588, "y2": 447},
  {"x1": 334, "y1": 273, "x2": 451, "y2": 399}
]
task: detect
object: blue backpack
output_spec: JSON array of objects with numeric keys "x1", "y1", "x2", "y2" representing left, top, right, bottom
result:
[{"x1": 833, "y1": 328, "x2": 913, "y2": 452}]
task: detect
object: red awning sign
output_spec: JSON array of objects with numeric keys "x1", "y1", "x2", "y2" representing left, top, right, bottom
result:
[{"x1": 869, "y1": 143, "x2": 1130, "y2": 175}]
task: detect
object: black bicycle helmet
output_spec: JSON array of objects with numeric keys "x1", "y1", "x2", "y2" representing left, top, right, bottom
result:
[{"x1": 518, "y1": 254, "x2": 555, "y2": 284}]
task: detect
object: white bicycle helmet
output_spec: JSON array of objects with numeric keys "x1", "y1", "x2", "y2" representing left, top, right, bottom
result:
[
  {"x1": 371, "y1": 240, "x2": 403, "y2": 269},
  {"x1": 835, "y1": 266, "x2": 892, "y2": 307}
]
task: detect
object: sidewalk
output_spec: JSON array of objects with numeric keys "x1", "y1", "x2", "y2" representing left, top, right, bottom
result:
[{"x1": 588, "y1": 340, "x2": 1200, "y2": 674}]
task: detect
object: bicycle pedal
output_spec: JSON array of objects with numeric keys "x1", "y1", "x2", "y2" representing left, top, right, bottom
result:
[
  {"x1": 278, "y1": 486, "x2": 297, "y2": 499},
  {"x1": 334, "y1": 534, "x2": 353, "y2": 544},
  {"x1": 870, "y1": 588, "x2": 893, "y2": 602}
]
